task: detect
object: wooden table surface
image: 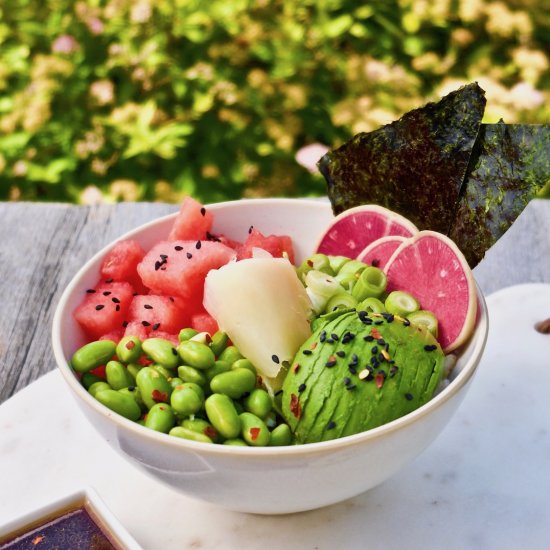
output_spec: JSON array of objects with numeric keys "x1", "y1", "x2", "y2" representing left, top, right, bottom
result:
[{"x1": 1, "y1": 199, "x2": 549, "y2": 405}]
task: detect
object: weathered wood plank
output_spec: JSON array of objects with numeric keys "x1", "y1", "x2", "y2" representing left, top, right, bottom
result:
[{"x1": 0, "y1": 199, "x2": 549, "y2": 405}]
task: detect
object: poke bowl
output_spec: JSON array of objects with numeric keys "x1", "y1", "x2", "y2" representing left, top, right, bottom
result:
[{"x1": 52, "y1": 198, "x2": 488, "y2": 515}]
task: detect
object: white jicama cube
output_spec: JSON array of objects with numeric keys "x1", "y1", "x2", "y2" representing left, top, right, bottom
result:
[{"x1": 203, "y1": 257, "x2": 313, "y2": 381}]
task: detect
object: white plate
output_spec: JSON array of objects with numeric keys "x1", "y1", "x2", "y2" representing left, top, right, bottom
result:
[{"x1": 1, "y1": 283, "x2": 549, "y2": 548}]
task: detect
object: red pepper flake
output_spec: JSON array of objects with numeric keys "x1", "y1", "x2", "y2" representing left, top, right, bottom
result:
[
  {"x1": 204, "y1": 426, "x2": 218, "y2": 439},
  {"x1": 309, "y1": 341, "x2": 317, "y2": 350},
  {"x1": 125, "y1": 340, "x2": 135, "y2": 351},
  {"x1": 290, "y1": 393, "x2": 301, "y2": 419},
  {"x1": 32, "y1": 535, "x2": 45, "y2": 545},
  {"x1": 249, "y1": 427, "x2": 261, "y2": 441},
  {"x1": 371, "y1": 328, "x2": 382, "y2": 340},
  {"x1": 293, "y1": 363, "x2": 301, "y2": 373},
  {"x1": 375, "y1": 372, "x2": 385, "y2": 389},
  {"x1": 151, "y1": 389, "x2": 168, "y2": 402}
]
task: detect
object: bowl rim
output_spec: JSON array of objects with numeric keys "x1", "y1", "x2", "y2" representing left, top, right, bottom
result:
[{"x1": 52, "y1": 197, "x2": 489, "y2": 458}]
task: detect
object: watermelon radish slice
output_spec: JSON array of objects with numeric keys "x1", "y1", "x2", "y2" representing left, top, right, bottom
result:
[
  {"x1": 357, "y1": 235, "x2": 407, "y2": 268},
  {"x1": 315, "y1": 204, "x2": 418, "y2": 259},
  {"x1": 383, "y1": 230, "x2": 477, "y2": 353}
]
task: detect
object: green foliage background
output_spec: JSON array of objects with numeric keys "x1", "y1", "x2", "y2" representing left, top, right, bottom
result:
[{"x1": 1, "y1": 0, "x2": 549, "y2": 204}]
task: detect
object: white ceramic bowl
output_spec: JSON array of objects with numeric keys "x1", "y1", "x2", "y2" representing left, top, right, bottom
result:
[{"x1": 52, "y1": 198, "x2": 488, "y2": 515}]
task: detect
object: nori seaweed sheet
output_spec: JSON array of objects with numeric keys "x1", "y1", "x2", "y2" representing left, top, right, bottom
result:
[
  {"x1": 319, "y1": 83, "x2": 486, "y2": 233},
  {"x1": 449, "y1": 122, "x2": 550, "y2": 267}
]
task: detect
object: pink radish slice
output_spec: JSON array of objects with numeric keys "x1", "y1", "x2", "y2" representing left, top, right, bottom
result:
[
  {"x1": 315, "y1": 204, "x2": 418, "y2": 259},
  {"x1": 357, "y1": 235, "x2": 407, "y2": 269},
  {"x1": 383, "y1": 230, "x2": 477, "y2": 353}
]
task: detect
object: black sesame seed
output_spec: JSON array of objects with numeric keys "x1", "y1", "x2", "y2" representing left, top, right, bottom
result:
[
  {"x1": 378, "y1": 353, "x2": 386, "y2": 363},
  {"x1": 364, "y1": 335, "x2": 374, "y2": 342},
  {"x1": 86, "y1": 289, "x2": 96, "y2": 293},
  {"x1": 343, "y1": 377, "x2": 351, "y2": 385},
  {"x1": 271, "y1": 354, "x2": 280, "y2": 364},
  {"x1": 348, "y1": 366, "x2": 357, "y2": 375},
  {"x1": 424, "y1": 344, "x2": 438, "y2": 352},
  {"x1": 195, "y1": 241, "x2": 202, "y2": 250},
  {"x1": 174, "y1": 245, "x2": 183, "y2": 251},
  {"x1": 171, "y1": 346, "x2": 178, "y2": 355},
  {"x1": 325, "y1": 358, "x2": 337, "y2": 368},
  {"x1": 346, "y1": 384, "x2": 357, "y2": 391},
  {"x1": 348, "y1": 353, "x2": 359, "y2": 366},
  {"x1": 389, "y1": 365, "x2": 399, "y2": 377},
  {"x1": 326, "y1": 421, "x2": 336, "y2": 430},
  {"x1": 382, "y1": 312, "x2": 394, "y2": 323},
  {"x1": 142, "y1": 321, "x2": 151, "y2": 327},
  {"x1": 377, "y1": 338, "x2": 385, "y2": 345},
  {"x1": 336, "y1": 350, "x2": 346, "y2": 358},
  {"x1": 302, "y1": 349, "x2": 313, "y2": 356},
  {"x1": 330, "y1": 333, "x2": 339, "y2": 341},
  {"x1": 326, "y1": 338, "x2": 335, "y2": 344},
  {"x1": 403, "y1": 318, "x2": 411, "y2": 326},
  {"x1": 95, "y1": 304, "x2": 104, "y2": 311},
  {"x1": 186, "y1": 252, "x2": 193, "y2": 259},
  {"x1": 319, "y1": 330, "x2": 327, "y2": 343},
  {"x1": 298, "y1": 383, "x2": 306, "y2": 393},
  {"x1": 341, "y1": 331, "x2": 355, "y2": 344},
  {"x1": 127, "y1": 385, "x2": 136, "y2": 392},
  {"x1": 405, "y1": 393, "x2": 414, "y2": 401},
  {"x1": 371, "y1": 346, "x2": 378, "y2": 354},
  {"x1": 375, "y1": 319, "x2": 384, "y2": 325},
  {"x1": 370, "y1": 356, "x2": 379, "y2": 367}
]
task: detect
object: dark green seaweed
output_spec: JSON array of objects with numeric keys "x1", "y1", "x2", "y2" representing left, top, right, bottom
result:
[
  {"x1": 319, "y1": 82, "x2": 486, "y2": 234},
  {"x1": 449, "y1": 122, "x2": 550, "y2": 267}
]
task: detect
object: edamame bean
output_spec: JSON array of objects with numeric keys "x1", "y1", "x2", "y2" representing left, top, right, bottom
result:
[
  {"x1": 95, "y1": 389, "x2": 142, "y2": 421},
  {"x1": 269, "y1": 423, "x2": 292, "y2": 446},
  {"x1": 178, "y1": 328, "x2": 198, "y2": 342},
  {"x1": 71, "y1": 340, "x2": 116, "y2": 373},
  {"x1": 169, "y1": 376, "x2": 183, "y2": 389},
  {"x1": 169, "y1": 426, "x2": 213, "y2": 443},
  {"x1": 118, "y1": 386, "x2": 145, "y2": 410},
  {"x1": 205, "y1": 360, "x2": 231, "y2": 382},
  {"x1": 88, "y1": 381, "x2": 111, "y2": 398},
  {"x1": 177, "y1": 340, "x2": 215, "y2": 369},
  {"x1": 243, "y1": 388, "x2": 272, "y2": 419},
  {"x1": 205, "y1": 394, "x2": 241, "y2": 439},
  {"x1": 81, "y1": 372, "x2": 102, "y2": 390},
  {"x1": 116, "y1": 336, "x2": 142, "y2": 363},
  {"x1": 189, "y1": 331, "x2": 211, "y2": 345},
  {"x1": 218, "y1": 345, "x2": 243, "y2": 365},
  {"x1": 223, "y1": 438, "x2": 248, "y2": 446},
  {"x1": 136, "y1": 366, "x2": 173, "y2": 409},
  {"x1": 105, "y1": 360, "x2": 134, "y2": 390},
  {"x1": 239, "y1": 412, "x2": 270, "y2": 446},
  {"x1": 170, "y1": 384, "x2": 204, "y2": 416},
  {"x1": 182, "y1": 418, "x2": 219, "y2": 442},
  {"x1": 177, "y1": 365, "x2": 207, "y2": 387},
  {"x1": 231, "y1": 358, "x2": 256, "y2": 375},
  {"x1": 153, "y1": 364, "x2": 176, "y2": 380},
  {"x1": 209, "y1": 331, "x2": 229, "y2": 357},
  {"x1": 145, "y1": 403, "x2": 176, "y2": 433},
  {"x1": 126, "y1": 363, "x2": 142, "y2": 380},
  {"x1": 142, "y1": 338, "x2": 179, "y2": 369},
  {"x1": 210, "y1": 368, "x2": 256, "y2": 399}
]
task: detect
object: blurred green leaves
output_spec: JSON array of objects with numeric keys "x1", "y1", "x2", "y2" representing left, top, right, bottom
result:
[{"x1": 0, "y1": 0, "x2": 549, "y2": 203}]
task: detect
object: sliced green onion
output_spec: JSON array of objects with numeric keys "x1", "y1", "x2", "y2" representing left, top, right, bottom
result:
[
  {"x1": 325, "y1": 292, "x2": 358, "y2": 313},
  {"x1": 351, "y1": 266, "x2": 387, "y2": 301},
  {"x1": 407, "y1": 310, "x2": 439, "y2": 338},
  {"x1": 358, "y1": 297, "x2": 386, "y2": 313},
  {"x1": 384, "y1": 291, "x2": 420, "y2": 317}
]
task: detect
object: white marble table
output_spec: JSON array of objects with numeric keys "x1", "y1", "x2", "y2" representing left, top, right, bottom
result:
[{"x1": 1, "y1": 199, "x2": 550, "y2": 548}]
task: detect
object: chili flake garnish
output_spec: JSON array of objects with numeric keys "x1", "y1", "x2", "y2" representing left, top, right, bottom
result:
[
  {"x1": 125, "y1": 340, "x2": 136, "y2": 350},
  {"x1": 151, "y1": 389, "x2": 168, "y2": 402},
  {"x1": 375, "y1": 372, "x2": 385, "y2": 389},
  {"x1": 290, "y1": 393, "x2": 301, "y2": 418},
  {"x1": 370, "y1": 328, "x2": 382, "y2": 340},
  {"x1": 204, "y1": 426, "x2": 218, "y2": 439},
  {"x1": 325, "y1": 355, "x2": 337, "y2": 368},
  {"x1": 293, "y1": 363, "x2": 301, "y2": 373},
  {"x1": 249, "y1": 427, "x2": 261, "y2": 441},
  {"x1": 309, "y1": 341, "x2": 318, "y2": 350}
]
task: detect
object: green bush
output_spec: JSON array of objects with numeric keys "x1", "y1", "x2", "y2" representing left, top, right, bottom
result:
[{"x1": 1, "y1": 0, "x2": 549, "y2": 203}]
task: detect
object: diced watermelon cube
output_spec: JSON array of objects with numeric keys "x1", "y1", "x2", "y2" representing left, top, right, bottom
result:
[
  {"x1": 127, "y1": 295, "x2": 188, "y2": 334},
  {"x1": 74, "y1": 281, "x2": 134, "y2": 339},
  {"x1": 100, "y1": 239, "x2": 148, "y2": 293},
  {"x1": 191, "y1": 312, "x2": 219, "y2": 335},
  {"x1": 137, "y1": 240, "x2": 235, "y2": 300},
  {"x1": 168, "y1": 197, "x2": 214, "y2": 241},
  {"x1": 99, "y1": 328, "x2": 125, "y2": 344},
  {"x1": 236, "y1": 229, "x2": 295, "y2": 264},
  {"x1": 123, "y1": 320, "x2": 149, "y2": 342}
]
